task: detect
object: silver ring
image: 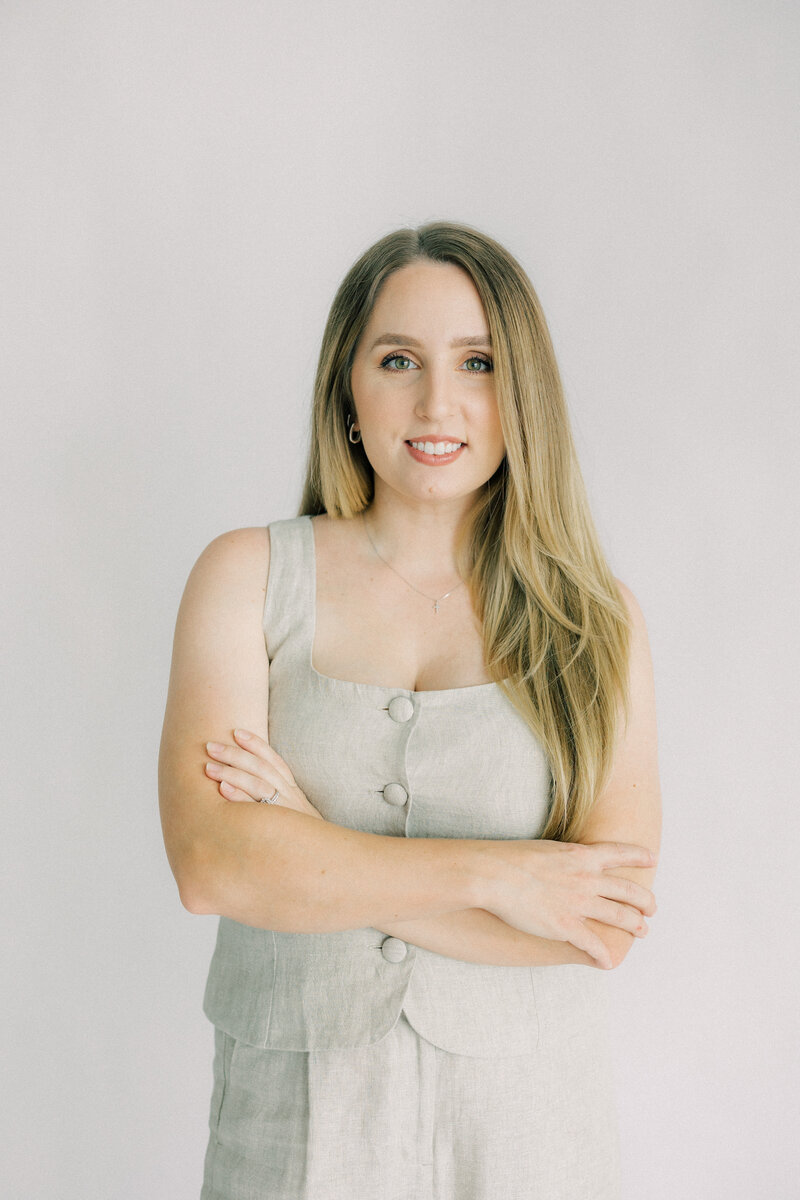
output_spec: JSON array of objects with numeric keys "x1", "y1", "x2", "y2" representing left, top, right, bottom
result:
[{"x1": 258, "y1": 788, "x2": 280, "y2": 805}]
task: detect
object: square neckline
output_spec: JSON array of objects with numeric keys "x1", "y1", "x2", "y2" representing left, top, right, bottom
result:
[{"x1": 304, "y1": 515, "x2": 502, "y2": 698}]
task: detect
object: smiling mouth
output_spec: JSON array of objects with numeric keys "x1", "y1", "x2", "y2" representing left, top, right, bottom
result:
[{"x1": 406, "y1": 439, "x2": 465, "y2": 456}]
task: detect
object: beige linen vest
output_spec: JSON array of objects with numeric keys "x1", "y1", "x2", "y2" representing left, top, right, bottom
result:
[{"x1": 203, "y1": 515, "x2": 605, "y2": 1058}]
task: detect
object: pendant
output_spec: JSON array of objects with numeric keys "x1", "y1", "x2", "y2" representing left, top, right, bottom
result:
[{"x1": 433, "y1": 600, "x2": 440, "y2": 614}]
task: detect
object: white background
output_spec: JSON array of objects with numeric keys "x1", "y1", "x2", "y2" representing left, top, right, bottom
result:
[{"x1": 3, "y1": 2, "x2": 798, "y2": 1196}]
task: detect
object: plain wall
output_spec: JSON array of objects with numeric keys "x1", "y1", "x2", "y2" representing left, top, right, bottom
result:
[{"x1": 3, "y1": 2, "x2": 798, "y2": 1196}]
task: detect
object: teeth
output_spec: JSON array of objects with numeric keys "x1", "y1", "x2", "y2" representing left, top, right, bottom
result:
[{"x1": 409, "y1": 441, "x2": 463, "y2": 455}]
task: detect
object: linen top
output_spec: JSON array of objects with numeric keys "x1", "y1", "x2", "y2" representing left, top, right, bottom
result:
[{"x1": 203, "y1": 515, "x2": 608, "y2": 1057}]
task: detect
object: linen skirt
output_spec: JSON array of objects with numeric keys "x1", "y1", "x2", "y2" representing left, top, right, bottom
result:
[{"x1": 200, "y1": 1009, "x2": 621, "y2": 1200}]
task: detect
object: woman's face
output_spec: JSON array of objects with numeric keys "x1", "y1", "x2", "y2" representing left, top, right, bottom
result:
[{"x1": 349, "y1": 260, "x2": 506, "y2": 508}]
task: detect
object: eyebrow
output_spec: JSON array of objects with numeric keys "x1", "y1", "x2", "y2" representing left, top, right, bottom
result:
[{"x1": 369, "y1": 333, "x2": 493, "y2": 351}]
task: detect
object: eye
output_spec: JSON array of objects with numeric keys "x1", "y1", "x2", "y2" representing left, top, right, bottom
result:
[
  {"x1": 379, "y1": 353, "x2": 418, "y2": 372},
  {"x1": 380, "y1": 352, "x2": 493, "y2": 373},
  {"x1": 463, "y1": 355, "x2": 493, "y2": 373}
]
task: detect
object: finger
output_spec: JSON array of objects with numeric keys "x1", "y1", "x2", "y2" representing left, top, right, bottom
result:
[
  {"x1": 207, "y1": 740, "x2": 269, "y2": 774},
  {"x1": 207, "y1": 740, "x2": 295, "y2": 789},
  {"x1": 569, "y1": 923, "x2": 614, "y2": 970},
  {"x1": 205, "y1": 760, "x2": 279, "y2": 800},
  {"x1": 218, "y1": 779, "x2": 257, "y2": 803},
  {"x1": 233, "y1": 730, "x2": 297, "y2": 785},
  {"x1": 598, "y1": 874, "x2": 657, "y2": 916},
  {"x1": 585, "y1": 841, "x2": 658, "y2": 870},
  {"x1": 589, "y1": 898, "x2": 649, "y2": 938}
]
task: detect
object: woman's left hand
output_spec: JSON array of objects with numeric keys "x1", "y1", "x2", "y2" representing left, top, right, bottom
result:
[{"x1": 204, "y1": 730, "x2": 325, "y2": 820}]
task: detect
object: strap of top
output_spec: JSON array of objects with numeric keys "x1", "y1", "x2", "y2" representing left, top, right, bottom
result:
[{"x1": 262, "y1": 515, "x2": 315, "y2": 664}]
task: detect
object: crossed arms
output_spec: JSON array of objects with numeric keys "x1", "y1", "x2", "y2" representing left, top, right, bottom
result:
[{"x1": 158, "y1": 529, "x2": 661, "y2": 972}]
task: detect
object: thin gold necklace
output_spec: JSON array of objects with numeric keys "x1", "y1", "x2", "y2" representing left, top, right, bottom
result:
[{"x1": 361, "y1": 511, "x2": 465, "y2": 614}]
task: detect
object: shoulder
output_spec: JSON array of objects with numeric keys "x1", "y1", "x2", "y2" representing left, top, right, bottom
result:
[
  {"x1": 197, "y1": 525, "x2": 270, "y2": 571},
  {"x1": 179, "y1": 526, "x2": 270, "y2": 622},
  {"x1": 200, "y1": 525, "x2": 272, "y2": 561}
]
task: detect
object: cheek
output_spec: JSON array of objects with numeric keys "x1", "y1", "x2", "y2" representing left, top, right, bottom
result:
[
  {"x1": 350, "y1": 367, "x2": 395, "y2": 413},
  {"x1": 348, "y1": 363, "x2": 366, "y2": 407},
  {"x1": 482, "y1": 397, "x2": 505, "y2": 450},
  {"x1": 488, "y1": 426, "x2": 507, "y2": 468}
]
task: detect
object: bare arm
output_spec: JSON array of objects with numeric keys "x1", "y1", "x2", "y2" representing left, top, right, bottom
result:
[
  {"x1": 375, "y1": 579, "x2": 663, "y2": 969},
  {"x1": 379, "y1": 908, "x2": 599, "y2": 967},
  {"x1": 158, "y1": 528, "x2": 481, "y2": 930},
  {"x1": 159, "y1": 533, "x2": 657, "y2": 966}
]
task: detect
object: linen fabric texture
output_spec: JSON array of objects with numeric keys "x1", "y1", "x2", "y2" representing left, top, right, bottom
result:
[{"x1": 200, "y1": 516, "x2": 621, "y2": 1198}]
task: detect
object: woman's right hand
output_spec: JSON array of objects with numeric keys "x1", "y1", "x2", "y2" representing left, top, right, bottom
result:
[
  {"x1": 205, "y1": 730, "x2": 325, "y2": 820},
  {"x1": 473, "y1": 839, "x2": 658, "y2": 968}
]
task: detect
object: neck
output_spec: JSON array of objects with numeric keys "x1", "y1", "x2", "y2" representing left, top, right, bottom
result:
[{"x1": 363, "y1": 486, "x2": 476, "y2": 581}]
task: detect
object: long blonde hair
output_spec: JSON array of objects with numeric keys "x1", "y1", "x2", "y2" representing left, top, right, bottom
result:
[{"x1": 298, "y1": 221, "x2": 631, "y2": 841}]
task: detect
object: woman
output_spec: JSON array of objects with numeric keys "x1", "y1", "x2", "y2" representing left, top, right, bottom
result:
[{"x1": 158, "y1": 220, "x2": 661, "y2": 1200}]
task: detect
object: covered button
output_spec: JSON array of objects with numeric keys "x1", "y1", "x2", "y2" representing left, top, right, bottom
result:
[
  {"x1": 382, "y1": 783, "x2": 408, "y2": 807},
  {"x1": 387, "y1": 695, "x2": 414, "y2": 723},
  {"x1": 381, "y1": 936, "x2": 408, "y2": 963}
]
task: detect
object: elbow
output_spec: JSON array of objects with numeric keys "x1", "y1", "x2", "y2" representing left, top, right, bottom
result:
[
  {"x1": 599, "y1": 930, "x2": 636, "y2": 971},
  {"x1": 178, "y1": 877, "x2": 216, "y2": 915},
  {"x1": 603, "y1": 923, "x2": 658, "y2": 969},
  {"x1": 172, "y1": 844, "x2": 221, "y2": 916}
]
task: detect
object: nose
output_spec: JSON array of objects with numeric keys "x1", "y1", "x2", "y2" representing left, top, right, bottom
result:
[{"x1": 413, "y1": 360, "x2": 457, "y2": 423}]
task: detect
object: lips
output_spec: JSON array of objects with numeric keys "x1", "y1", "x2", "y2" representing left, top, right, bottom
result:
[
  {"x1": 406, "y1": 437, "x2": 465, "y2": 446},
  {"x1": 405, "y1": 440, "x2": 466, "y2": 466}
]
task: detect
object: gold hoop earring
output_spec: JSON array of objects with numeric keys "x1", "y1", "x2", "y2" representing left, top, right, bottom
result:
[{"x1": 347, "y1": 421, "x2": 362, "y2": 444}]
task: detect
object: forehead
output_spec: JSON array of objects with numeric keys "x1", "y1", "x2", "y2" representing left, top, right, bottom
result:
[{"x1": 365, "y1": 260, "x2": 488, "y2": 330}]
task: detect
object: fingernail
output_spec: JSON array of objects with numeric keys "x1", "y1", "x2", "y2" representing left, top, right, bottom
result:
[
  {"x1": 234, "y1": 729, "x2": 250, "y2": 740},
  {"x1": 206, "y1": 741, "x2": 224, "y2": 752}
]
